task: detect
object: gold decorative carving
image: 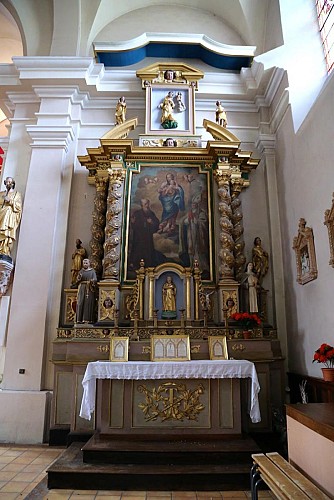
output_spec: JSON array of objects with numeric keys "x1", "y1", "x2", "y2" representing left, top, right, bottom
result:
[
  {"x1": 231, "y1": 343, "x2": 246, "y2": 352},
  {"x1": 203, "y1": 119, "x2": 240, "y2": 143},
  {"x1": 90, "y1": 176, "x2": 108, "y2": 278},
  {"x1": 125, "y1": 279, "x2": 140, "y2": 320},
  {"x1": 97, "y1": 344, "x2": 109, "y2": 353},
  {"x1": 103, "y1": 170, "x2": 126, "y2": 279},
  {"x1": 230, "y1": 183, "x2": 246, "y2": 282},
  {"x1": 222, "y1": 290, "x2": 238, "y2": 318},
  {"x1": 136, "y1": 62, "x2": 204, "y2": 88},
  {"x1": 190, "y1": 344, "x2": 201, "y2": 353},
  {"x1": 101, "y1": 118, "x2": 138, "y2": 140},
  {"x1": 137, "y1": 381, "x2": 205, "y2": 422},
  {"x1": 99, "y1": 289, "x2": 116, "y2": 321},
  {"x1": 324, "y1": 192, "x2": 334, "y2": 267},
  {"x1": 292, "y1": 218, "x2": 318, "y2": 285},
  {"x1": 65, "y1": 293, "x2": 77, "y2": 324},
  {"x1": 214, "y1": 165, "x2": 234, "y2": 279}
]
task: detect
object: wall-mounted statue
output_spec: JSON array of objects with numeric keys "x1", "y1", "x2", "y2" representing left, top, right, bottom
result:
[
  {"x1": 71, "y1": 238, "x2": 88, "y2": 286},
  {"x1": 115, "y1": 96, "x2": 127, "y2": 125},
  {"x1": 75, "y1": 258, "x2": 97, "y2": 324},
  {"x1": 215, "y1": 101, "x2": 228, "y2": 127},
  {"x1": 252, "y1": 237, "x2": 269, "y2": 285},
  {"x1": 0, "y1": 176, "x2": 22, "y2": 258}
]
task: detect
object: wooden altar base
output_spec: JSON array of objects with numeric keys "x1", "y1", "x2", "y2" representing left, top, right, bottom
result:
[{"x1": 47, "y1": 434, "x2": 261, "y2": 491}]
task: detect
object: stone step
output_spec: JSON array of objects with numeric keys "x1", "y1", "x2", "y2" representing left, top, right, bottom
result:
[
  {"x1": 47, "y1": 440, "x2": 259, "y2": 491},
  {"x1": 81, "y1": 433, "x2": 259, "y2": 465}
]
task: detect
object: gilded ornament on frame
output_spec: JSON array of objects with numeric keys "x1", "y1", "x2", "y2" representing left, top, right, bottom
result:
[{"x1": 292, "y1": 218, "x2": 318, "y2": 285}]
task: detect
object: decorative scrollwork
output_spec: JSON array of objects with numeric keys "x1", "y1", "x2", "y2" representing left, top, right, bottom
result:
[{"x1": 137, "y1": 382, "x2": 205, "y2": 422}]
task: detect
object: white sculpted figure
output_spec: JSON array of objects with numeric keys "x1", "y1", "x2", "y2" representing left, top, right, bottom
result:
[{"x1": 0, "y1": 176, "x2": 22, "y2": 257}]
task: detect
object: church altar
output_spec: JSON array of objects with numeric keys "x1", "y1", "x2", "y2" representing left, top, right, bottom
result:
[
  {"x1": 80, "y1": 359, "x2": 261, "y2": 432},
  {"x1": 49, "y1": 61, "x2": 286, "y2": 443}
]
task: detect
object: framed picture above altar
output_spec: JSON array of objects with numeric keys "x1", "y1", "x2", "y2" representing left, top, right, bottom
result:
[
  {"x1": 124, "y1": 164, "x2": 213, "y2": 281},
  {"x1": 208, "y1": 336, "x2": 229, "y2": 360},
  {"x1": 110, "y1": 337, "x2": 129, "y2": 362},
  {"x1": 151, "y1": 335, "x2": 191, "y2": 362}
]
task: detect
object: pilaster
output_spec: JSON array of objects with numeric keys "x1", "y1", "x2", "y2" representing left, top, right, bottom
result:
[
  {"x1": 255, "y1": 135, "x2": 288, "y2": 363},
  {"x1": 0, "y1": 87, "x2": 82, "y2": 445}
]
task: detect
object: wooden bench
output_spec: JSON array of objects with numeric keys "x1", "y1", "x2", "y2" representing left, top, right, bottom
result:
[{"x1": 251, "y1": 452, "x2": 331, "y2": 500}]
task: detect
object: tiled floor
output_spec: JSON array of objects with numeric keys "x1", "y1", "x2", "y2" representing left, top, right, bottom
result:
[{"x1": 0, "y1": 445, "x2": 277, "y2": 499}]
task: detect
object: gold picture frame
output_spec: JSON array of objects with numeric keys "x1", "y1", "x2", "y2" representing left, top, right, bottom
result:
[
  {"x1": 324, "y1": 192, "x2": 334, "y2": 267},
  {"x1": 208, "y1": 336, "x2": 228, "y2": 360},
  {"x1": 151, "y1": 335, "x2": 191, "y2": 362},
  {"x1": 109, "y1": 337, "x2": 129, "y2": 362},
  {"x1": 292, "y1": 218, "x2": 318, "y2": 285}
]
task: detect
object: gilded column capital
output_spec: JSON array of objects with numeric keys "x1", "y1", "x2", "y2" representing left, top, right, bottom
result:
[
  {"x1": 213, "y1": 163, "x2": 232, "y2": 187},
  {"x1": 94, "y1": 175, "x2": 109, "y2": 191},
  {"x1": 108, "y1": 168, "x2": 126, "y2": 183},
  {"x1": 230, "y1": 177, "x2": 245, "y2": 196}
]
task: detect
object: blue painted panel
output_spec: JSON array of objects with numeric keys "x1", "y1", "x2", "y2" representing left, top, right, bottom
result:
[{"x1": 96, "y1": 42, "x2": 252, "y2": 70}]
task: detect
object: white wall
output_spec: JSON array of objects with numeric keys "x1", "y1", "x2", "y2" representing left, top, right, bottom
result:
[{"x1": 276, "y1": 72, "x2": 334, "y2": 376}]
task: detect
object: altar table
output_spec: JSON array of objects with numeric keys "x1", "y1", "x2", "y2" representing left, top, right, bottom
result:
[{"x1": 80, "y1": 359, "x2": 261, "y2": 425}]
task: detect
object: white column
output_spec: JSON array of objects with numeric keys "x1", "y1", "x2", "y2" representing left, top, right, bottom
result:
[{"x1": 0, "y1": 87, "x2": 79, "y2": 442}]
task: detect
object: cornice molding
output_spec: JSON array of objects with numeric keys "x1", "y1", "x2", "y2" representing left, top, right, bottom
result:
[{"x1": 26, "y1": 125, "x2": 75, "y2": 151}]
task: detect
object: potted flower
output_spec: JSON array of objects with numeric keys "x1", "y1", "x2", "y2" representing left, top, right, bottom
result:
[
  {"x1": 313, "y1": 343, "x2": 334, "y2": 381},
  {"x1": 230, "y1": 312, "x2": 261, "y2": 339}
]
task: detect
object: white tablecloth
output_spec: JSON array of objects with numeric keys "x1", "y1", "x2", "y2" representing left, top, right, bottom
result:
[{"x1": 79, "y1": 359, "x2": 261, "y2": 423}]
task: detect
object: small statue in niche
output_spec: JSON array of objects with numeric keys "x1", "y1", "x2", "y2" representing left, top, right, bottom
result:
[
  {"x1": 0, "y1": 176, "x2": 22, "y2": 258},
  {"x1": 75, "y1": 258, "x2": 97, "y2": 324},
  {"x1": 161, "y1": 275, "x2": 177, "y2": 319},
  {"x1": 115, "y1": 96, "x2": 127, "y2": 125},
  {"x1": 158, "y1": 91, "x2": 178, "y2": 129},
  {"x1": 71, "y1": 238, "x2": 88, "y2": 286},
  {"x1": 241, "y1": 262, "x2": 259, "y2": 313},
  {"x1": 215, "y1": 101, "x2": 228, "y2": 127},
  {"x1": 252, "y1": 236, "x2": 269, "y2": 285}
]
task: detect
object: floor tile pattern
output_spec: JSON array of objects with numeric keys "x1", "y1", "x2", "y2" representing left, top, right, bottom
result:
[{"x1": 0, "y1": 446, "x2": 277, "y2": 499}]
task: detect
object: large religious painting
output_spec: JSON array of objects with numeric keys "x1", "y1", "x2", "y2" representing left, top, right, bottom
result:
[{"x1": 124, "y1": 164, "x2": 213, "y2": 281}]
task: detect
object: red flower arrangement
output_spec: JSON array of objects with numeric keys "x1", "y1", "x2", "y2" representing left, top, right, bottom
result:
[
  {"x1": 230, "y1": 312, "x2": 261, "y2": 329},
  {"x1": 313, "y1": 343, "x2": 334, "y2": 368}
]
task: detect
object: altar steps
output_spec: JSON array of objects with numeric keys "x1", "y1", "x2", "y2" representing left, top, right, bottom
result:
[
  {"x1": 47, "y1": 435, "x2": 261, "y2": 491},
  {"x1": 82, "y1": 432, "x2": 258, "y2": 465}
]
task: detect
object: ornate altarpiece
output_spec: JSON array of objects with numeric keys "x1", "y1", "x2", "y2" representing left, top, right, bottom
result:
[{"x1": 51, "y1": 62, "x2": 283, "y2": 441}]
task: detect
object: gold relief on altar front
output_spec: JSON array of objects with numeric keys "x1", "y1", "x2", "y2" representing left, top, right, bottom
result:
[{"x1": 137, "y1": 381, "x2": 205, "y2": 422}]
